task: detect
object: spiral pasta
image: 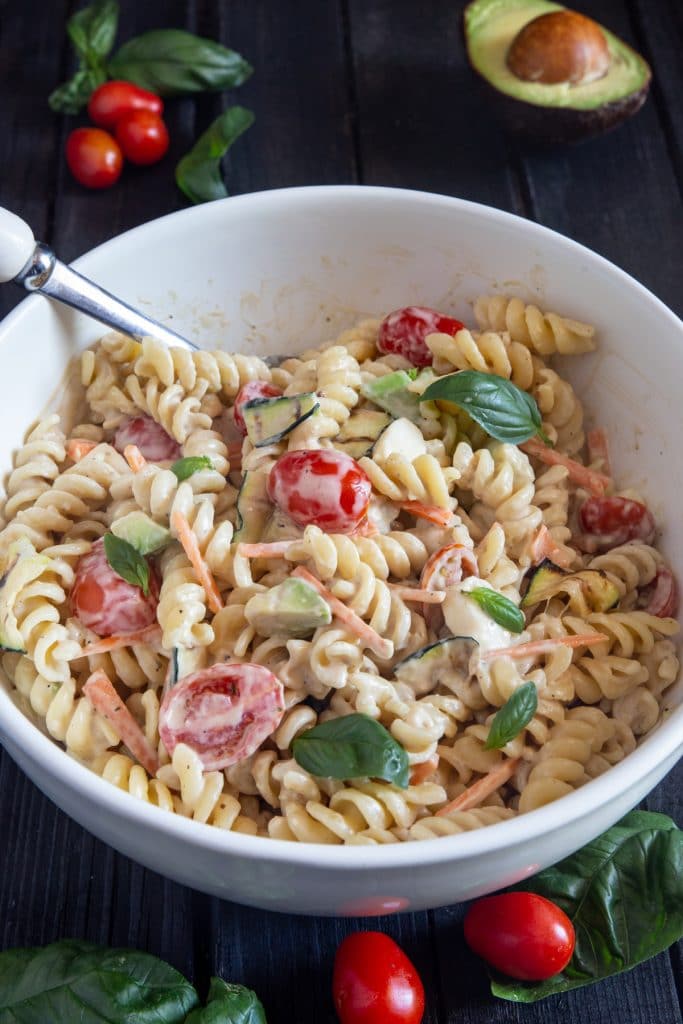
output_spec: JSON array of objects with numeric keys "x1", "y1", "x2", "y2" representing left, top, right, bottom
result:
[
  {"x1": 473, "y1": 295, "x2": 596, "y2": 356},
  {"x1": 427, "y1": 327, "x2": 537, "y2": 391}
]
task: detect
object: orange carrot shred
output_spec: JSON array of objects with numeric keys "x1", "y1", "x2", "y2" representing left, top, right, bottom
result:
[
  {"x1": 83, "y1": 669, "x2": 159, "y2": 775},
  {"x1": 587, "y1": 427, "x2": 612, "y2": 477},
  {"x1": 171, "y1": 510, "x2": 224, "y2": 613},
  {"x1": 400, "y1": 501, "x2": 452, "y2": 527},
  {"x1": 66, "y1": 438, "x2": 98, "y2": 462},
  {"x1": 388, "y1": 584, "x2": 446, "y2": 604},
  {"x1": 124, "y1": 444, "x2": 147, "y2": 473},
  {"x1": 73, "y1": 624, "x2": 163, "y2": 658},
  {"x1": 237, "y1": 541, "x2": 293, "y2": 558},
  {"x1": 521, "y1": 439, "x2": 610, "y2": 496},
  {"x1": 528, "y1": 525, "x2": 574, "y2": 569},
  {"x1": 482, "y1": 633, "x2": 608, "y2": 661},
  {"x1": 410, "y1": 755, "x2": 439, "y2": 786},
  {"x1": 350, "y1": 518, "x2": 379, "y2": 537},
  {"x1": 436, "y1": 758, "x2": 520, "y2": 816},
  {"x1": 292, "y1": 566, "x2": 393, "y2": 659}
]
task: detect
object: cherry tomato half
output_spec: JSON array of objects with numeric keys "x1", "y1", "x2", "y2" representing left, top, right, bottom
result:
[
  {"x1": 113, "y1": 415, "x2": 181, "y2": 462},
  {"x1": 642, "y1": 566, "x2": 679, "y2": 618},
  {"x1": 71, "y1": 538, "x2": 159, "y2": 637},
  {"x1": 378, "y1": 306, "x2": 464, "y2": 367},
  {"x1": 464, "y1": 892, "x2": 575, "y2": 981},
  {"x1": 268, "y1": 449, "x2": 372, "y2": 533},
  {"x1": 579, "y1": 495, "x2": 656, "y2": 551},
  {"x1": 115, "y1": 110, "x2": 169, "y2": 166},
  {"x1": 65, "y1": 128, "x2": 123, "y2": 189},
  {"x1": 233, "y1": 381, "x2": 283, "y2": 436},
  {"x1": 88, "y1": 80, "x2": 163, "y2": 129},
  {"x1": 333, "y1": 932, "x2": 425, "y2": 1024},
  {"x1": 159, "y1": 663, "x2": 285, "y2": 770}
]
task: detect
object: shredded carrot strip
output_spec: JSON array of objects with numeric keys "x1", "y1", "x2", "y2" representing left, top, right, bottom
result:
[
  {"x1": 587, "y1": 427, "x2": 612, "y2": 477},
  {"x1": 124, "y1": 444, "x2": 147, "y2": 473},
  {"x1": 66, "y1": 438, "x2": 98, "y2": 462},
  {"x1": 528, "y1": 524, "x2": 574, "y2": 569},
  {"x1": 350, "y1": 518, "x2": 379, "y2": 537},
  {"x1": 521, "y1": 439, "x2": 610, "y2": 496},
  {"x1": 400, "y1": 501, "x2": 452, "y2": 527},
  {"x1": 388, "y1": 584, "x2": 446, "y2": 604},
  {"x1": 171, "y1": 510, "x2": 224, "y2": 613},
  {"x1": 237, "y1": 541, "x2": 292, "y2": 558},
  {"x1": 410, "y1": 754, "x2": 439, "y2": 786},
  {"x1": 83, "y1": 669, "x2": 159, "y2": 775},
  {"x1": 436, "y1": 758, "x2": 520, "y2": 816},
  {"x1": 73, "y1": 624, "x2": 163, "y2": 658},
  {"x1": 292, "y1": 566, "x2": 393, "y2": 659},
  {"x1": 482, "y1": 632, "x2": 609, "y2": 661}
]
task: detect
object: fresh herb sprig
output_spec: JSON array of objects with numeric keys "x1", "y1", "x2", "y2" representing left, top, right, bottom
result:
[
  {"x1": 293, "y1": 713, "x2": 409, "y2": 789},
  {"x1": 175, "y1": 107, "x2": 255, "y2": 205},
  {"x1": 483, "y1": 682, "x2": 538, "y2": 750},
  {"x1": 103, "y1": 533, "x2": 150, "y2": 595},
  {"x1": 170, "y1": 456, "x2": 213, "y2": 482},
  {"x1": 468, "y1": 587, "x2": 525, "y2": 633}
]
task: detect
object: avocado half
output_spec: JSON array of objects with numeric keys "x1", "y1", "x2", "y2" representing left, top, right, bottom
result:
[{"x1": 464, "y1": 0, "x2": 651, "y2": 144}]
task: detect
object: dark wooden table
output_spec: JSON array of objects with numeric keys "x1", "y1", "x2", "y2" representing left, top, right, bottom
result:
[{"x1": 1, "y1": 2, "x2": 682, "y2": 1021}]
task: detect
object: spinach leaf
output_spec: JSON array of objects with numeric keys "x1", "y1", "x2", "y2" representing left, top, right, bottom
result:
[
  {"x1": 491, "y1": 811, "x2": 683, "y2": 1002},
  {"x1": 186, "y1": 977, "x2": 267, "y2": 1024},
  {"x1": 171, "y1": 455, "x2": 213, "y2": 481},
  {"x1": 175, "y1": 106, "x2": 255, "y2": 204},
  {"x1": 49, "y1": 67, "x2": 107, "y2": 115},
  {"x1": 104, "y1": 533, "x2": 150, "y2": 595},
  {"x1": 483, "y1": 682, "x2": 538, "y2": 750},
  {"x1": 108, "y1": 30, "x2": 252, "y2": 95},
  {"x1": 421, "y1": 370, "x2": 550, "y2": 445},
  {"x1": 48, "y1": 0, "x2": 118, "y2": 113},
  {"x1": 467, "y1": 587, "x2": 525, "y2": 633},
  {"x1": 293, "y1": 713, "x2": 409, "y2": 789},
  {"x1": 0, "y1": 939, "x2": 198, "y2": 1023}
]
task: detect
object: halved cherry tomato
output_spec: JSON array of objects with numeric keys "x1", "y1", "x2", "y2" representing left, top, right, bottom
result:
[
  {"x1": 268, "y1": 449, "x2": 371, "y2": 533},
  {"x1": 88, "y1": 80, "x2": 163, "y2": 129},
  {"x1": 579, "y1": 496, "x2": 656, "y2": 551},
  {"x1": 71, "y1": 538, "x2": 159, "y2": 637},
  {"x1": 113, "y1": 415, "x2": 181, "y2": 462},
  {"x1": 158, "y1": 663, "x2": 285, "y2": 770},
  {"x1": 115, "y1": 110, "x2": 169, "y2": 166},
  {"x1": 378, "y1": 306, "x2": 464, "y2": 367},
  {"x1": 233, "y1": 381, "x2": 283, "y2": 435},
  {"x1": 420, "y1": 543, "x2": 479, "y2": 591},
  {"x1": 642, "y1": 566, "x2": 678, "y2": 617},
  {"x1": 333, "y1": 932, "x2": 425, "y2": 1024},
  {"x1": 464, "y1": 892, "x2": 575, "y2": 981},
  {"x1": 65, "y1": 128, "x2": 123, "y2": 189}
]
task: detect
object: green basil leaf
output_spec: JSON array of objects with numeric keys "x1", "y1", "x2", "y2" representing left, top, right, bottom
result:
[
  {"x1": 421, "y1": 370, "x2": 550, "y2": 445},
  {"x1": 468, "y1": 586, "x2": 525, "y2": 633},
  {"x1": 293, "y1": 713, "x2": 409, "y2": 789},
  {"x1": 175, "y1": 106, "x2": 255, "y2": 205},
  {"x1": 483, "y1": 682, "x2": 538, "y2": 750},
  {"x1": 170, "y1": 455, "x2": 213, "y2": 481},
  {"x1": 48, "y1": 66, "x2": 107, "y2": 114},
  {"x1": 67, "y1": 0, "x2": 119, "y2": 66},
  {"x1": 186, "y1": 977, "x2": 267, "y2": 1024},
  {"x1": 0, "y1": 939, "x2": 198, "y2": 1023},
  {"x1": 108, "y1": 30, "x2": 252, "y2": 95},
  {"x1": 491, "y1": 811, "x2": 683, "y2": 1002},
  {"x1": 104, "y1": 533, "x2": 150, "y2": 596}
]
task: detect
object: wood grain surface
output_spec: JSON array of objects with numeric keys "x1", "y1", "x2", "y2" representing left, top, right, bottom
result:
[{"x1": 0, "y1": 2, "x2": 681, "y2": 1022}]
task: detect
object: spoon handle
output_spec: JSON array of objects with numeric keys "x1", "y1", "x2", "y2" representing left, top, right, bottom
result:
[{"x1": 0, "y1": 206, "x2": 197, "y2": 351}]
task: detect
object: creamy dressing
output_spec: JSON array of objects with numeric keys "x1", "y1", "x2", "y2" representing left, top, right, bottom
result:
[{"x1": 443, "y1": 577, "x2": 515, "y2": 653}]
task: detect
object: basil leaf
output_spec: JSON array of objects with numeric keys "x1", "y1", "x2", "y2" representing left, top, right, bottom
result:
[
  {"x1": 421, "y1": 370, "x2": 550, "y2": 445},
  {"x1": 0, "y1": 939, "x2": 198, "y2": 1023},
  {"x1": 293, "y1": 713, "x2": 409, "y2": 789},
  {"x1": 104, "y1": 533, "x2": 150, "y2": 596},
  {"x1": 108, "y1": 30, "x2": 252, "y2": 95},
  {"x1": 67, "y1": 0, "x2": 119, "y2": 66},
  {"x1": 171, "y1": 455, "x2": 213, "y2": 481},
  {"x1": 483, "y1": 682, "x2": 538, "y2": 750},
  {"x1": 186, "y1": 977, "x2": 267, "y2": 1024},
  {"x1": 48, "y1": 67, "x2": 107, "y2": 114},
  {"x1": 468, "y1": 587, "x2": 525, "y2": 633},
  {"x1": 491, "y1": 811, "x2": 683, "y2": 1002},
  {"x1": 175, "y1": 106, "x2": 255, "y2": 205}
]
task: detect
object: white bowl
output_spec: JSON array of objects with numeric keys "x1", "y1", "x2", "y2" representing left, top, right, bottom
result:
[{"x1": 0, "y1": 186, "x2": 681, "y2": 917}]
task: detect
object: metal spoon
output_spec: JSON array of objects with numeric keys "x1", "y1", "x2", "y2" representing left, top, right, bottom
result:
[{"x1": 0, "y1": 206, "x2": 197, "y2": 351}]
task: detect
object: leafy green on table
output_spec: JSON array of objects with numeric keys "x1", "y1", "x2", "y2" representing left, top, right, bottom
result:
[
  {"x1": 421, "y1": 370, "x2": 550, "y2": 445},
  {"x1": 293, "y1": 713, "x2": 410, "y2": 789},
  {"x1": 49, "y1": 0, "x2": 118, "y2": 113},
  {"x1": 104, "y1": 532, "x2": 150, "y2": 595},
  {"x1": 467, "y1": 586, "x2": 525, "y2": 633},
  {"x1": 175, "y1": 107, "x2": 255, "y2": 205},
  {"x1": 185, "y1": 977, "x2": 267, "y2": 1024},
  {"x1": 171, "y1": 455, "x2": 214, "y2": 482},
  {"x1": 483, "y1": 681, "x2": 538, "y2": 750},
  {"x1": 491, "y1": 811, "x2": 683, "y2": 1002}
]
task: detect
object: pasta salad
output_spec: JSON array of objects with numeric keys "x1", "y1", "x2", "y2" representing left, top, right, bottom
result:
[{"x1": 0, "y1": 296, "x2": 678, "y2": 845}]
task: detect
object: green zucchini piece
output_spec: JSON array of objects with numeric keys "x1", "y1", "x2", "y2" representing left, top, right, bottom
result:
[
  {"x1": 0, "y1": 539, "x2": 52, "y2": 653},
  {"x1": 361, "y1": 370, "x2": 421, "y2": 421},
  {"x1": 168, "y1": 646, "x2": 205, "y2": 687},
  {"x1": 111, "y1": 511, "x2": 171, "y2": 555},
  {"x1": 371, "y1": 416, "x2": 428, "y2": 461},
  {"x1": 233, "y1": 469, "x2": 272, "y2": 544},
  {"x1": 337, "y1": 410, "x2": 392, "y2": 443},
  {"x1": 522, "y1": 559, "x2": 620, "y2": 614},
  {"x1": 245, "y1": 578, "x2": 332, "y2": 637},
  {"x1": 394, "y1": 636, "x2": 478, "y2": 696},
  {"x1": 521, "y1": 559, "x2": 567, "y2": 608},
  {"x1": 243, "y1": 392, "x2": 319, "y2": 447}
]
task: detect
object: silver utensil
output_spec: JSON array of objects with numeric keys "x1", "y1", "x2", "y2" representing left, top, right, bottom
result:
[{"x1": 0, "y1": 206, "x2": 197, "y2": 350}]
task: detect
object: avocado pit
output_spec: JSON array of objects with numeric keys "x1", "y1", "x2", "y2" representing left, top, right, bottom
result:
[{"x1": 507, "y1": 11, "x2": 610, "y2": 86}]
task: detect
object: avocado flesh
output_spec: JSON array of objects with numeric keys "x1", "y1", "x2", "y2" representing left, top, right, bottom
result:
[{"x1": 464, "y1": 0, "x2": 650, "y2": 140}]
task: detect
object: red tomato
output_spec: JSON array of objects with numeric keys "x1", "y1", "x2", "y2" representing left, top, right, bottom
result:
[
  {"x1": 115, "y1": 110, "x2": 169, "y2": 166},
  {"x1": 643, "y1": 566, "x2": 679, "y2": 617},
  {"x1": 113, "y1": 415, "x2": 181, "y2": 462},
  {"x1": 65, "y1": 128, "x2": 123, "y2": 189},
  {"x1": 268, "y1": 449, "x2": 371, "y2": 533},
  {"x1": 579, "y1": 496, "x2": 656, "y2": 551},
  {"x1": 464, "y1": 892, "x2": 575, "y2": 981},
  {"x1": 159, "y1": 663, "x2": 285, "y2": 770},
  {"x1": 333, "y1": 932, "x2": 425, "y2": 1024},
  {"x1": 233, "y1": 381, "x2": 283, "y2": 436},
  {"x1": 71, "y1": 538, "x2": 159, "y2": 637},
  {"x1": 420, "y1": 543, "x2": 479, "y2": 592},
  {"x1": 378, "y1": 306, "x2": 464, "y2": 367},
  {"x1": 88, "y1": 80, "x2": 163, "y2": 128}
]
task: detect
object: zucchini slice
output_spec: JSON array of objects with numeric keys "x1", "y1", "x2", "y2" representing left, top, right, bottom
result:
[
  {"x1": 394, "y1": 636, "x2": 478, "y2": 696},
  {"x1": 111, "y1": 511, "x2": 171, "y2": 555},
  {"x1": 522, "y1": 559, "x2": 620, "y2": 615},
  {"x1": 245, "y1": 578, "x2": 332, "y2": 637},
  {"x1": 243, "y1": 392, "x2": 319, "y2": 447},
  {"x1": 233, "y1": 469, "x2": 272, "y2": 544},
  {"x1": 361, "y1": 370, "x2": 421, "y2": 421}
]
